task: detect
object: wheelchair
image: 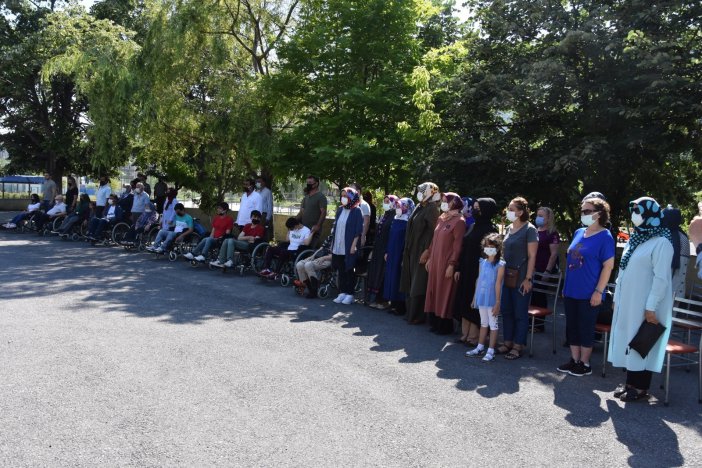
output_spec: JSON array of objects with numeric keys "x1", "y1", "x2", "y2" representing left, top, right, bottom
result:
[
  {"x1": 118, "y1": 223, "x2": 160, "y2": 252},
  {"x1": 17, "y1": 211, "x2": 44, "y2": 233},
  {"x1": 189, "y1": 236, "x2": 223, "y2": 267},
  {"x1": 57, "y1": 216, "x2": 89, "y2": 241},
  {"x1": 147, "y1": 230, "x2": 201, "y2": 261},
  {"x1": 312, "y1": 245, "x2": 373, "y2": 301},
  {"x1": 253, "y1": 242, "x2": 315, "y2": 286}
]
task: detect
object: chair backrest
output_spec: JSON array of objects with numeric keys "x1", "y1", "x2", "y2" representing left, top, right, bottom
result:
[
  {"x1": 532, "y1": 271, "x2": 563, "y2": 297},
  {"x1": 672, "y1": 296, "x2": 702, "y2": 329},
  {"x1": 688, "y1": 277, "x2": 702, "y2": 301}
]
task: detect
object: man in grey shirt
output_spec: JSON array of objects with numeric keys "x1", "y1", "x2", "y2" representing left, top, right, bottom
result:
[
  {"x1": 256, "y1": 176, "x2": 274, "y2": 240},
  {"x1": 41, "y1": 172, "x2": 57, "y2": 211}
]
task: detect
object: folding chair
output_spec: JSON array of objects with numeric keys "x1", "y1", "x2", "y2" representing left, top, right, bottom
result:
[
  {"x1": 595, "y1": 282, "x2": 616, "y2": 377},
  {"x1": 527, "y1": 271, "x2": 563, "y2": 357},
  {"x1": 661, "y1": 296, "x2": 702, "y2": 406}
]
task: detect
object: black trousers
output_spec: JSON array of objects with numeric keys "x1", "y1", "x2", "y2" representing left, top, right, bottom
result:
[
  {"x1": 626, "y1": 370, "x2": 653, "y2": 391},
  {"x1": 332, "y1": 254, "x2": 356, "y2": 294}
]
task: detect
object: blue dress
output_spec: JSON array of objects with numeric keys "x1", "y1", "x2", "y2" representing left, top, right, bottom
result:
[{"x1": 383, "y1": 219, "x2": 408, "y2": 302}]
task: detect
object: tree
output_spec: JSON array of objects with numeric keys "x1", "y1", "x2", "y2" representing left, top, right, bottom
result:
[
  {"x1": 272, "y1": 0, "x2": 430, "y2": 193},
  {"x1": 430, "y1": 0, "x2": 702, "y2": 232}
]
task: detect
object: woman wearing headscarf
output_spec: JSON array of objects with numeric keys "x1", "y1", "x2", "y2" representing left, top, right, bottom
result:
[
  {"x1": 366, "y1": 195, "x2": 399, "y2": 309},
  {"x1": 453, "y1": 198, "x2": 499, "y2": 345},
  {"x1": 424, "y1": 193, "x2": 466, "y2": 334},
  {"x1": 462, "y1": 197, "x2": 475, "y2": 230},
  {"x1": 331, "y1": 187, "x2": 365, "y2": 305},
  {"x1": 609, "y1": 197, "x2": 674, "y2": 402},
  {"x1": 383, "y1": 198, "x2": 414, "y2": 316},
  {"x1": 400, "y1": 182, "x2": 441, "y2": 324},
  {"x1": 661, "y1": 205, "x2": 689, "y2": 299}
]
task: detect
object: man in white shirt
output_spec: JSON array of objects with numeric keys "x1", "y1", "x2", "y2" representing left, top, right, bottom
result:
[
  {"x1": 95, "y1": 176, "x2": 112, "y2": 218},
  {"x1": 34, "y1": 195, "x2": 67, "y2": 232},
  {"x1": 351, "y1": 182, "x2": 371, "y2": 246},
  {"x1": 235, "y1": 178, "x2": 263, "y2": 229},
  {"x1": 256, "y1": 175, "x2": 274, "y2": 240}
]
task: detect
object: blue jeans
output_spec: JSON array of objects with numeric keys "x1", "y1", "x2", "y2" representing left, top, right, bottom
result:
[
  {"x1": 192, "y1": 237, "x2": 217, "y2": 256},
  {"x1": 501, "y1": 284, "x2": 532, "y2": 346},
  {"x1": 153, "y1": 229, "x2": 177, "y2": 249}
]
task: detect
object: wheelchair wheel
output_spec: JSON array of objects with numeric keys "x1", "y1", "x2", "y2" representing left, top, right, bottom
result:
[
  {"x1": 111, "y1": 222, "x2": 130, "y2": 245},
  {"x1": 318, "y1": 285, "x2": 330, "y2": 299},
  {"x1": 168, "y1": 251, "x2": 178, "y2": 262},
  {"x1": 71, "y1": 233, "x2": 81, "y2": 241},
  {"x1": 251, "y1": 242, "x2": 269, "y2": 274},
  {"x1": 280, "y1": 274, "x2": 290, "y2": 287},
  {"x1": 51, "y1": 216, "x2": 64, "y2": 232},
  {"x1": 185, "y1": 234, "x2": 201, "y2": 253}
]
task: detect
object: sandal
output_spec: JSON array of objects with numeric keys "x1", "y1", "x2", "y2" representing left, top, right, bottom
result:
[
  {"x1": 505, "y1": 349, "x2": 522, "y2": 360},
  {"x1": 496, "y1": 344, "x2": 511, "y2": 354},
  {"x1": 619, "y1": 388, "x2": 649, "y2": 402},
  {"x1": 613, "y1": 384, "x2": 630, "y2": 398}
]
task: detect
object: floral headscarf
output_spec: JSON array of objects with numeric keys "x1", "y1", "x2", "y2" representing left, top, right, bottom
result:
[
  {"x1": 378, "y1": 195, "x2": 399, "y2": 230},
  {"x1": 395, "y1": 197, "x2": 415, "y2": 221},
  {"x1": 619, "y1": 196, "x2": 673, "y2": 270},
  {"x1": 340, "y1": 187, "x2": 361, "y2": 209},
  {"x1": 461, "y1": 197, "x2": 475, "y2": 228},
  {"x1": 417, "y1": 182, "x2": 440, "y2": 204}
]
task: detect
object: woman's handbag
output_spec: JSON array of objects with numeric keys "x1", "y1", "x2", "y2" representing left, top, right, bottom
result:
[
  {"x1": 628, "y1": 320, "x2": 666, "y2": 358},
  {"x1": 504, "y1": 267, "x2": 519, "y2": 289}
]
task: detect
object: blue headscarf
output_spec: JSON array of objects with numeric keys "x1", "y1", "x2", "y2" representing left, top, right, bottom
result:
[
  {"x1": 619, "y1": 197, "x2": 673, "y2": 270},
  {"x1": 461, "y1": 197, "x2": 475, "y2": 228},
  {"x1": 661, "y1": 205, "x2": 683, "y2": 273}
]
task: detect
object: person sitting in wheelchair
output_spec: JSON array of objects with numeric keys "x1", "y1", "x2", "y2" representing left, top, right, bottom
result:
[
  {"x1": 294, "y1": 234, "x2": 333, "y2": 298},
  {"x1": 259, "y1": 217, "x2": 312, "y2": 279},
  {"x1": 56, "y1": 193, "x2": 91, "y2": 236},
  {"x1": 33, "y1": 195, "x2": 67, "y2": 233},
  {"x1": 122, "y1": 201, "x2": 159, "y2": 246},
  {"x1": 210, "y1": 210, "x2": 265, "y2": 268},
  {"x1": 2, "y1": 194, "x2": 42, "y2": 229},
  {"x1": 146, "y1": 203, "x2": 193, "y2": 253},
  {"x1": 86, "y1": 194, "x2": 123, "y2": 240},
  {"x1": 184, "y1": 202, "x2": 233, "y2": 262}
]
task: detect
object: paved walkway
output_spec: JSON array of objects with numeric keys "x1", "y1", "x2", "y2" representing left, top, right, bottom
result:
[{"x1": 0, "y1": 229, "x2": 701, "y2": 466}]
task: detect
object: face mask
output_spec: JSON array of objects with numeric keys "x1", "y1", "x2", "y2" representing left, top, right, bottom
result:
[
  {"x1": 395, "y1": 208, "x2": 403, "y2": 217},
  {"x1": 581, "y1": 214, "x2": 597, "y2": 226},
  {"x1": 535, "y1": 216, "x2": 545, "y2": 227},
  {"x1": 255, "y1": 183, "x2": 262, "y2": 189},
  {"x1": 441, "y1": 202, "x2": 449, "y2": 212},
  {"x1": 107, "y1": 199, "x2": 114, "y2": 205},
  {"x1": 341, "y1": 196, "x2": 349, "y2": 206},
  {"x1": 382, "y1": 203, "x2": 391, "y2": 211},
  {"x1": 631, "y1": 212, "x2": 644, "y2": 227},
  {"x1": 135, "y1": 188, "x2": 142, "y2": 194},
  {"x1": 506, "y1": 211, "x2": 518, "y2": 222},
  {"x1": 416, "y1": 192, "x2": 424, "y2": 202},
  {"x1": 473, "y1": 208, "x2": 481, "y2": 218},
  {"x1": 100, "y1": 181, "x2": 107, "y2": 186},
  {"x1": 243, "y1": 186, "x2": 250, "y2": 192},
  {"x1": 306, "y1": 183, "x2": 315, "y2": 191},
  {"x1": 484, "y1": 247, "x2": 497, "y2": 257},
  {"x1": 251, "y1": 219, "x2": 260, "y2": 224}
]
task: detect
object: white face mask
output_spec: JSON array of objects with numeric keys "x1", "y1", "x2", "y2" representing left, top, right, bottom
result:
[
  {"x1": 135, "y1": 188, "x2": 142, "y2": 194},
  {"x1": 441, "y1": 202, "x2": 449, "y2": 212},
  {"x1": 631, "y1": 212, "x2": 644, "y2": 227},
  {"x1": 382, "y1": 203, "x2": 391, "y2": 211},
  {"x1": 107, "y1": 199, "x2": 114, "y2": 205},
  {"x1": 416, "y1": 191, "x2": 424, "y2": 202},
  {"x1": 395, "y1": 208, "x2": 403, "y2": 217},
  {"x1": 341, "y1": 196, "x2": 349, "y2": 206},
  {"x1": 506, "y1": 210, "x2": 518, "y2": 222},
  {"x1": 581, "y1": 214, "x2": 597, "y2": 226},
  {"x1": 484, "y1": 247, "x2": 497, "y2": 257}
]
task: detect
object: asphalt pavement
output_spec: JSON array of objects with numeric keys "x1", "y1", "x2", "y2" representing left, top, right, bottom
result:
[{"x1": 0, "y1": 226, "x2": 701, "y2": 467}]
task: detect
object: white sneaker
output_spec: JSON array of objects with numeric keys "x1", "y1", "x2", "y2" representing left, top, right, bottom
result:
[
  {"x1": 155, "y1": 247, "x2": 164, "y2": 253},
  {"x1": 183, "y1": 252, "x2": 194, "y2": 260},
  {"x1": 223, "y1": 260, "x2": 234, "y2": 268},
  {"x1": 210, "y1": 260, "x2": 222, "y2": 267},
  {"x1": 145, "y1": 246, "x2": 155, "y2": 252},
  {"x1": 482, "y1": 352, "x2": 495, "y2": 362},
  {"x1": 5, "y1": 223, "x2": 16, "y2": 229},
  {"x1": 195, "y1": 255, "x2": 205, "y2": 262},
  {"x1": 333, "y1": 293, "x2": 346, "y2": 303},
  {"x1": 342, "y1": 295, "x2": 354, "y2": 305}
]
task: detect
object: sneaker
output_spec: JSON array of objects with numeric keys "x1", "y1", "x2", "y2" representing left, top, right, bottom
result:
[
  {"x1": 146, "y1": 245, "x2": 156, "y2": 252},
  {"x1": 195, "y1": 255, "x2": 205, "y2": 262},
  {"x1": 568, "y1": 362, "x2": 592, "y2": 377},
  {"x1": 155, "y1": 247, "x2": 164, "y2": 253},
  {"x1": 183, "y1": 252, "x2": 194, "y2": 260},
  {"x1": 482, "y1": 352, "x2": 495, "y2": 362},
  {"x1": 557, "y1": 358, "x2": 577, "y2": 374},
  {"x1": 223, "y1": 260, "x2": 234, "y2": 268},
  {"x1": 6, "y1": 223, "x2": 16, "y2": 229},
  {"x1": 333, "y1": 293, "x2": 347, "y2": 304},
  {"x1": 465, "y1": 347, "x2": 485, "y2": 358},
  {"x1": 51, "y1": 230, "x2": 60, "y2": 234},
  {"x1": 210, "y1": 260, "x2": 222, "y2": 267},
  {"x1": 342, "y1": 295, "x2": 354, "y2": 305},
  {"x1": 259, "y1": 269, "x2": 271, "y2": 277}
]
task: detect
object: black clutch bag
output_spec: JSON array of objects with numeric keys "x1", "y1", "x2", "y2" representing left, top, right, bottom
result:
[{"x1": 628, "y1": 321, "x2": 666, "y2": 358}]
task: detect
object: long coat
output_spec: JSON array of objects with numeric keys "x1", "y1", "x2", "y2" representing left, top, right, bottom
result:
[
  {"x1": 367, "y1": 211, "x2": 394, "y2": 295},
  {"x1": 609, "y1": 237, "x2": 674, "y2": 373},
  {"x1": 383, "y1": 219, "x2": 408, "y2": 302},
  {"x1": 400, "y1": 201, "x2": 440, "y2": 298},
  {"x1": 424, "y1": 214, "x2": 466, "y2": 319}
]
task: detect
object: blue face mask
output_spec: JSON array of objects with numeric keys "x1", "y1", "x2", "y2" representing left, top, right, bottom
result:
[{"x1": 535, "y1": 216, "x2": 545, "y2": 227}]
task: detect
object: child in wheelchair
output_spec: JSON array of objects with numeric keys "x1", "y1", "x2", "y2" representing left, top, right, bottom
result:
[
  {"x1": 211, "y1": 210, "x2": 265, "y2": 268},
  {"x1": 2, "y1": 194, "x2": 42, "y2": 229},
  {"x1": 146, "y1": 203, "x2": 194, "y2": 253},
  {"x1": 258, "y1": 217, "x2": 312, "y2": 279},
  {"x1": 184, "y1": 202, "x2": 233, "y2": 262}
]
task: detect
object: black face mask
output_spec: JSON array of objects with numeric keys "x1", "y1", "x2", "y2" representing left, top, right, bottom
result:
[
  {"x1": 243, "y1": 186, "x2": 251, "y2": 193},
  {"x1": 306, "y1": 183, "x2": 315, "y2": 191},
  {"x1": 251, "y1": 219, "x2": 260, "y2": 224},
  {"x1": 100, "y1": 181, "x2": 107, "y2": 186}
]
